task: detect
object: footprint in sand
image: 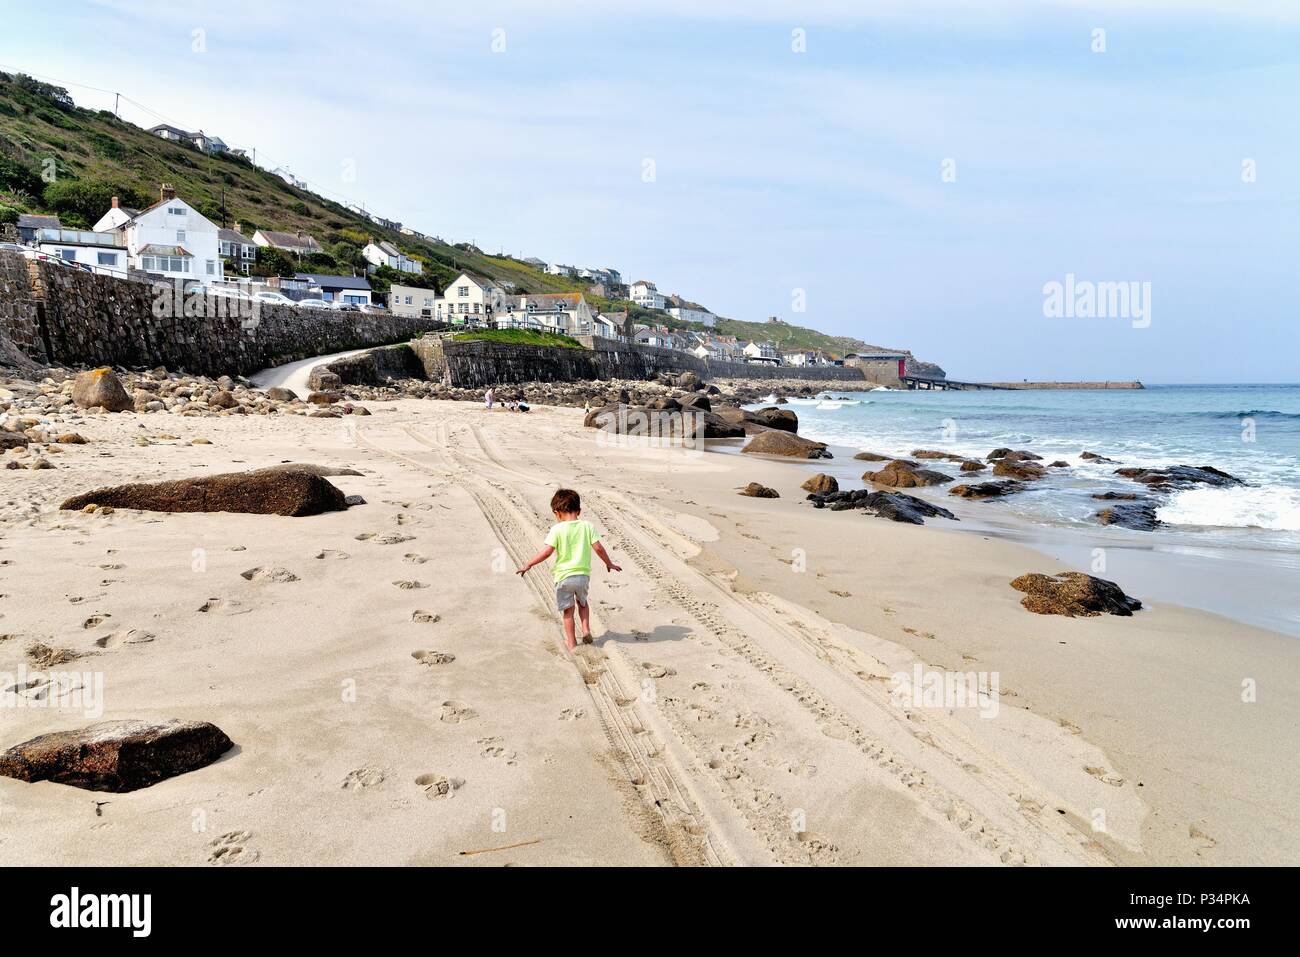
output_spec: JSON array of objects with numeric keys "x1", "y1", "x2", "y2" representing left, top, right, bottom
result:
[
  {"x1": 439, "y1": 700, "x2": 476, "y2": 724},
  {"x1": 94, "y1": 629, "x2": 155, "y2": 649},
  {"x1": 341, "y1": 767, "x2": 387, "y2": 790},
  {"x1": 414, "y1": 772, "x2": 463, "y2": 800},
  {"x1": 82, "y1": 614, "x2": 110, "y2": 629},
  {"x1": 315, "y1": 549, "x2": 349, "y2": 560},
  {"x1": 197, "y1": 597, "x2": 251, "y2": 616},
  {"x1": 392, "y1": 580, "x2": 427, "y2": 590},
  {"x1": 1189, "y1": 823, "x2": 1218, "y2": 850},
  {"x1": 240, "y1": 566, "x2": 299, "y2": 583},
  {"x1": 1084, "y1": 765, "x2": 1126, "y2": 787},
  {"x1": 642, "y1": 663, "x2": 675, "y2": 678},
  {"x1": 375, "y1": 533, "x2": 415, "y2": 545},
  {"x1": 411, "y1": 610, "x2": 441, "y2": 624},
  {"x1": 207, "y1": 830, "x2": 259, "y2": 866},
  {"x1": 558, "y1": 707, "x2": 585, "y2": 721},
  {"x1": 830, "y1": 589, "x2": 851, "y2": 598},
  {"x1": 403, "y1": 553, "x2": 427, "y2": 564},
  {"x1": 477, "y1": 737, "x2": 517, "y2": 764},
  {"x1": 412, "y1": 650, "x2": 455, "y2": 666}
]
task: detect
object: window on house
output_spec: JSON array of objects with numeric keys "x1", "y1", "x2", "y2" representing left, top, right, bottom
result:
[
  {"x1": 98, "y1": 252, "x2": 118, "y2": 266},
  {"x1": 176, "y1": 230, "x2": 186, "y2": 243},
  {"x1": 206, "y1": 261, "x2": 216, "y2": 275},
  {"x1": 168, "y1": 207, "x2": 185, "y2": 216},
  {"x1": 58, "y1": 249, "x2": 76, "y2": 261},
  {"x1": 458, "y1": 285, "x2": 469, "y2": 297}
]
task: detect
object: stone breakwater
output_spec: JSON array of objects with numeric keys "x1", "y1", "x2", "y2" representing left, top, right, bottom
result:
[{"x1": 0, "y1": 252, "x2": 443, "y2": 379}]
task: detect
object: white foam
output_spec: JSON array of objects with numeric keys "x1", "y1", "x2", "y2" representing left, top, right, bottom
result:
[{"x1": 1157, "y1": 485, "x2": 1300, "y2": 532}]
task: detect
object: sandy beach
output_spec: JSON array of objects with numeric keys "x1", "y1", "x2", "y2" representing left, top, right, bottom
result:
[{"x1": 2, "y1": 394, "x2": 1297, "y2": 867}]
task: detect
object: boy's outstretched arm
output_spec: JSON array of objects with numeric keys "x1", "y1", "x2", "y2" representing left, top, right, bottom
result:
[
  {"x1": 516, "y1": 545, "x2": 554, "y2": 576},
  {"x1": 592, "y1": 541, "x2": 621, "y2": 573}
]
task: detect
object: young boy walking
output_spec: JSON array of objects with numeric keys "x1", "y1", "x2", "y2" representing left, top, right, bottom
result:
[{"x1": 517, "y1": 489, "x2": 620, "y2": 651}]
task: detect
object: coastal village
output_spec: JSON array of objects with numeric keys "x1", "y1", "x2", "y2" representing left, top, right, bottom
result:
[{"x1": 4, "y1": 111, "x2": 876, "y2": 373}]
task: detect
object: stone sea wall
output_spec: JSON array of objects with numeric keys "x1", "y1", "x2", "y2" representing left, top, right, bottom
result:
[
  {"x1": 0, "y1": 251, "x2": 444, "y2": 378},
  {"x1": 410, "y1": 335, "x2": 871, "y2": 389}
]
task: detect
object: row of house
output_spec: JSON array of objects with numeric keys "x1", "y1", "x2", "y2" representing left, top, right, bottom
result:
[{"x1": 148, "y1": 124, "x2": 245, "y2": 158}]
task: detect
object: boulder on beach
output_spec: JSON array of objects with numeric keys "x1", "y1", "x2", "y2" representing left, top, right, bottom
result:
[
  {"x1": 853, "y1": 451, "x2": 890, "y2": 462},
  {"x1": 1093, "y1": 491, "x2": 1140, "y2": 501},
  {"x1": 675, "y1": 371, "x2": 703, "y2": 391},
  {"x1": 0, "y1": 719, "x2": 233, "y2": 792},
  {"x1": 949, "y1": 480, "x2": 1026, "y2": 500},
  {"x1": 1080, "y1": 451, "x2": 1117, "y2": 463},
  {"x1": 986, "y1": 448, "x2": 1042, "y2": 463},
  {"x1": 266, "y1": 387, "x2": 298, "y2": 402},
  {"x1": 862, "y1": 459, "x2": 953, "y2": 488},
  {"x1": 254, "y1": 463, "x2": 365, "y2": 478},
  {"x1": 1010, "y1": 572, "x2": 1142, "y2": 617},
  {"x1": 752, "y1": 407, "x2": 798, "y2": 433},
  {"x1": 739, "y1": 482, "x2": 779, "y2": 498},
  {"x1": 807, "y1": 488, "x2": 957, "y2": 525},
  {"x1": 307, "y1": 369, "x2": 342, "y2": 392},
  {"x1": 959, "y1": 460, "x2": 987, "y2": 472},
  {"x1": 60, "y1": 468, "x2": 350, "y2": 517},
  {"x1": 741, "y1": 430, "x2": 831, "y2": 459},
  {"x1": 1096, "y1": 500, "x2": 1162, "y2": 531},
  {"x1": 992, "y1": 459, "x2": 1047, "y2": 481},
  {"x1": 308, "y1": 391, "x2": 342, "y2": 405},
  {"x1": 679, "y1": 393, "x2": 711, "y2": 412},
  {"x1": 71, "y1": 368, "x2": 132, "y2": 412},
  {"x1": 0, "y1": 430, "x2": 28, "y2": 450},
  {"x1": 801, "y1": 473, "x2": 839, "y2": 494}
]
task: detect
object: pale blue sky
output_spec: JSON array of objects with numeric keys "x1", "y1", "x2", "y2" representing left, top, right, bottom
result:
[{"x1": 5, "y1": 1, "x2": 1298, "y2": 381}]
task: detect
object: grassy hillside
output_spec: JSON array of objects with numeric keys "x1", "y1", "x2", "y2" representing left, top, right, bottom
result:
[{"x1": 0, "y1": 70, "x2": 935, "y2": 370}]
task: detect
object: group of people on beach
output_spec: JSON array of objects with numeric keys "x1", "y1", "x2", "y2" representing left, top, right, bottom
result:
[{"x1": 483, "y1": 387, "x2": 529, "y2": 413}]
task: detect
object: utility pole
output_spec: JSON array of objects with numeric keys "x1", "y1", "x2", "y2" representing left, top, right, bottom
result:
[{"x1": 114, "y1": 92, "x2": 119, "y2": 118}]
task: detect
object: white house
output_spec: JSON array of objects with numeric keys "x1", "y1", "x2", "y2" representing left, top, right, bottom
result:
[
  {"x1": 667, "y1": 305, "x2": 716, "y2": 327},
  {"x1": 34, "y1": 227, "x2": 128, "y2": 274},
  {"x1": 633, "y1": 325, "x2": 672, "y2": 349},
  {"x1": 437, "y1": 271, "x2": 506, "y2": 323},
  {"x1": 388, "y1": 284, "x2": 439, "y2": 318},
  {"x1": 271, "y1": 167, "x2": 307, "y2": 189},
  {"x1": 743, "y1": 341, "x2": 780, "y2": 364},
  {"x1": 629, "y1": 280, "x2": 666, "y2": 310},
  {"x1": 546, "y1": 263, "x2": 579, "y2": 277},
  {"x1": 499, "y1": 293, "x2": 593, "y2": 334},
  {"x1": 781, "y1": 350, "x2": 831, "y2": 367},
  {"x1": 94, "y1": 185, "x2": 222, "y2": 282},
  {"x1": 363, "y1": 239, "x2": 422, "y2": 275},
  {"x1": 147, "y1": 124, "x2": 231, "y2": 155},
  {"x1": 253, "y1": 229, "x2": 323, "y2": 258},
  {"x1": 218, "y1": 228, "x2": 257, "y2": 274}
]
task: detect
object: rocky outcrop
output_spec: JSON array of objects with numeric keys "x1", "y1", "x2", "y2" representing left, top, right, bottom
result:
[
  {"x1": 807, "y1": 488, "x2": 957, "y2": 525},
  {"x1": 1114, "y1": 465, "x2": 1244, "y2": 491},
  {"x1": 741, "y1": 430, "x2": 831, "y2": 459},
  {"x1": 739, "y1": 482, "x2": 779, "y2": 498},
  {"x1": 1010, "y1": 572, "x2": 1142, "y2": 617},
  {"x1": 801, "y1": 473, "x2": 839, "y2": 494},
  {"x1": 71, "y1": 367, "x2": 132, "y2": 412},
  {"x1": 853, "y1": 451, "x2": 889, "y2": 462},
  {"x1": 959, "y1": 460, "x2": 987, "y2": 472},
  {"x1": 949, "y1": 480, "x2": 1026, "y2": 500},
  {"x1": 862, "y1": 459, "x2": 953, "y2": 488},
  {"x1": 60, "y1": 469, "x2": 350, "y2": 517},
  {"x1": 0, "y1": 719, "x2": 234, "y2": 792},
  {"x1": 1080, "y1": 451, "x2": 1117, "y2": 463}
]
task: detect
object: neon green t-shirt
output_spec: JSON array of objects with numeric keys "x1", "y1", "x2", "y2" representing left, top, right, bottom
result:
[{"x1": 544, "y1": 519, "x2": 600, "y2": 583}]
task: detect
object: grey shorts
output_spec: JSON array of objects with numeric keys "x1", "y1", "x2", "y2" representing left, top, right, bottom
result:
[{"x1": 555, "y1": 575, "x2": 590, "y2": 611}]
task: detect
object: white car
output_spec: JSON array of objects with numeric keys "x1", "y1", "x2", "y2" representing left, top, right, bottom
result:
[
  {"x1": 252, "y1": 291, "x2": 296, "y2": 307},
  {"x1": 206, "y1": 286, "x2": 255, "y2": 301},
  {"x1": 297, "y1": 298, "x2": 331, "y2": 310}
]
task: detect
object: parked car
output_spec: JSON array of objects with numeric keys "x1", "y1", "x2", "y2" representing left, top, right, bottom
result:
[
  {"x1": 252, "y1": 291, "x2": 296, "y2": 307},
  {"x1": 0, "y1": 242, "x2": 28, "y2": 254},
  {"x1": 296, "y1": 298, "x2": 331, "y2": 310},
  {"x1": 206, "y1": 285, "x2": 255, "y2": 302},
  {"x1": 330, "y1": 301, "x2": 361, "y2": 312},
  {"x1": 357, "y1": 303, "x2": 387, "y2": 314}
]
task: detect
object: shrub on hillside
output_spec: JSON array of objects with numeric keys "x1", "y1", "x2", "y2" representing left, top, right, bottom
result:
[
  {"x1": 43, "y1": 178, "x2": 148, "y2": 226},
  {"x1": 0, "y1": 205, "x2": 19, "y2": 225}
]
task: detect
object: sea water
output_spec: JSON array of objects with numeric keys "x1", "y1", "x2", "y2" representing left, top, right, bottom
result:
[{"x1": 743, "y1": 384, "x2": 1300, "y2": 634}]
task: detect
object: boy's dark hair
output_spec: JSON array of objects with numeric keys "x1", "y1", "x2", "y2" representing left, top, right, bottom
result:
[{"x1": 551, "y1": 488, "x2": 581, "y2": 514}]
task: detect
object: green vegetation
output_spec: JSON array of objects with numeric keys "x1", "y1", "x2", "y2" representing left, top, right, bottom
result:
[{"x1": 452, "y1": 328, "x2": 583, "y2": 349}]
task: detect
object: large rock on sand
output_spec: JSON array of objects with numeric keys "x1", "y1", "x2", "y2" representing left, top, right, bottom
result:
[
  {"x1": 739, "y1": 482, "x2": 779, "y2": 498},
  {"x1": 801, "y1": 473, "x2": 839, "y2": 494},
  {"x1": 742, "y1": 430, "x2": 831, "y2": 459},
  {"x1": 71, "y1": 368, "x2": 132, "y2": 412},
  {"x1": 60, "y1": 469, "x2": 350, "y2": 517},
  {"x1": 1096, "y1": 500, "x2": 1162, "y2": 531},
  {"x1": 992, "y1": 459, "x2": 1047, "y2": 481},
  {"x1": 1114, "y1": 465, "x2": 1244, "y2": 491},
  {"x1": 949, "y1": 480, "x2": 1026, "y2": 500},
  {"x1": 1010, "y1": 572, "x2": 1142, "y2": 617},
  {"x1": 806, "y1": 488, "x2": 956, "y2": 525},
  {"x1": 752, "y1": 407, "x2": 798, "y2": 433},
  {"x1": 0, "y1": 719, "x2": 233, "y2": 792},
  {"x1": 863, "y1": 459, "x2": 952, "y2": 488}
]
